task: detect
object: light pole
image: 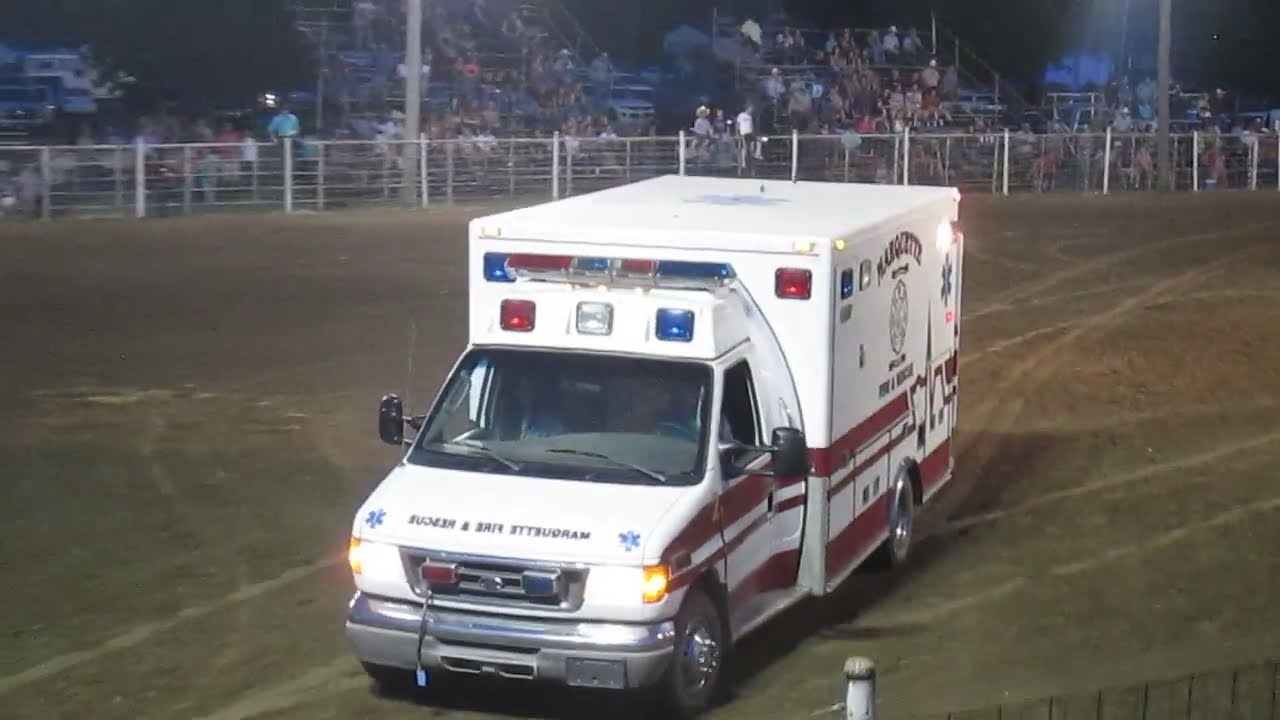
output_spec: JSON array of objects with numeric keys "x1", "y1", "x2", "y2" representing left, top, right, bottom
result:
[
  {"x1": 403, "y1": 0, "x2": 422, "y2": 205},
  {"x1": 1156, "y1": 0, "x2": 1172, "y2": 190}
]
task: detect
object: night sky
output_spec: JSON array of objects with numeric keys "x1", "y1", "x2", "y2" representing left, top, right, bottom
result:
[{"x1": 2, "y1": 0, "x2": 1277, "y2": 105}]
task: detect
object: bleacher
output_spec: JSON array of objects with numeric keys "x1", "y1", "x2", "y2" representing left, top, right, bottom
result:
[
  {"x1": 710, "y1": 12, "x2": 1014, "y2": 136},
  {"x1": 289, "y1": 0, "x2": 607, "y2": 136}
]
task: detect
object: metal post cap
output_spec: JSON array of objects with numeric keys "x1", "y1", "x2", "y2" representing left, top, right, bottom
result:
[{"x1": 843, "y1": 656, "x2": 876, "y2": 680}]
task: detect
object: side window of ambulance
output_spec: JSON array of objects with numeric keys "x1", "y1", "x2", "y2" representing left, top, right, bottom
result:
[
  {"x1": 467, "y1": 357, "x2": 493, "y2": 425},
  {"x1": 440, "y1": 357, "x2": 491, "y2": 442},
  {"x1": 720, "y1": 361, "x2": 763, "y2": 476}
]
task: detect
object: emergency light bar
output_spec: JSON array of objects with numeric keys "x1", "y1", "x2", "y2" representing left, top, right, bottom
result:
[{"x1": 482, "y1": 252, "x2": 736, "y2": 290}]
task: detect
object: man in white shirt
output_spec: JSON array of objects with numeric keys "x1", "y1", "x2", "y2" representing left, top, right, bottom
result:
[{"x1": 736, "y1": 103, "x2": 762, "y2": 172}]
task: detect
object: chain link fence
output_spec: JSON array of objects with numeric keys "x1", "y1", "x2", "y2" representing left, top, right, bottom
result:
[{"x1": 1, "y1": 130, "x2": 1277, "y2": 221}]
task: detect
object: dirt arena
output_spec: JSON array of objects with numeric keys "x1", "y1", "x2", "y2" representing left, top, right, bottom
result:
[{"x1": 2, "y1": 192, "x2": 1279, "y2": 720}]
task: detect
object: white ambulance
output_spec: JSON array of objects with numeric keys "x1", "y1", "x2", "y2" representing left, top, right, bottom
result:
[{"x1": 345, "y1": 175, "x2": 963, "y2": 716}]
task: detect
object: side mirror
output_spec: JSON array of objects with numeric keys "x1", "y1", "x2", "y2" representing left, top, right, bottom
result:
[
  {"x1": 769, "y1": 427, "x2": 808, "y2": 478},
  {"x1": 378, "y1": 393, "x2": 405, "y2": 446}
]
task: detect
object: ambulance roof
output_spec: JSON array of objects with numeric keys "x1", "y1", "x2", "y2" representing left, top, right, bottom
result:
[{"x1": 472, "y1": 175, "x2": 957, "y2": 248}]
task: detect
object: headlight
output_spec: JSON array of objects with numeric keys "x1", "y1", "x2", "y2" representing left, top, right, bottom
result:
[
  {"x1": 584, "y1": 564, "x2": 672, "y2": 606},
  {"x1": 348, "y1": 537, "x2": 402, "y2": 580}
]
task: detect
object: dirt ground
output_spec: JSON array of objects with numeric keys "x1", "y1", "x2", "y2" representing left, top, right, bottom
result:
[{"x1": 2, "y1": 192, "x2": 1279, "y2": 720}]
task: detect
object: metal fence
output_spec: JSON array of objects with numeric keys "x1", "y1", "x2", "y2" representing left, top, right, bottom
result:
[
  {"x1": 913, "y1": 659, "x2": 1280, "y2": 720},
  {"x1": 1, "y1": 130, "x2": 1277, "y2": 221}
]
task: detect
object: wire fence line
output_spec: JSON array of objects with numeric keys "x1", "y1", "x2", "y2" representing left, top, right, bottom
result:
[
  {"x1": 0, "y1": 130, "x2": 1277, "y2": 221},
  {"x1": 912, "y1": 659, "x2": 1280, "y2": 720}
]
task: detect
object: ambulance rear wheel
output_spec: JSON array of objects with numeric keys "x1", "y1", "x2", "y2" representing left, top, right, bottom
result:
[
  {"x1": 870, "y1": 475, "x2": 915, "y2": 570},
  {"x1": 658, "y1": 588, "x2": 726, "y2": 718}
]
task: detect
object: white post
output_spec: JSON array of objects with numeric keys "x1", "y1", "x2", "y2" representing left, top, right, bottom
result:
[
  {"x1": 419, "y1": 133, "x2": 429, "y2": 208},
  {"x1": 1001, "y1": 128, "x2": 1010, "y2": 195},
  {"x1": 316, "y1": 142, "x2": 326, "y2": 211},
  {"x1": 1192, "y1": 130, "x2": 1199, "y2": 191},
  {"x1": 791, "y1": 129, "x2": 799, "y2": 181},
  {"x1": 39, "y1": 146, "x2": 52, "y2": 220},
  {"x1": 893, "y1": 133, "x2": 900, "y2": 184},
  {"x1": 134, "y1": 138, "x2": 146, "y2": 218},
  {"x1": 844, "y1": 657, "x2": 876, "y2": 720},
  {"x1": 283, "y1": 137, "x2": 294, "y2": 213},
  {"x1": 901, "y1": 126, "x2": 910, "y2": 186},
  {"x1": 678, "y1": 130, "x2": 687, "y2": 176},
  {"x1": 1249, "y1": 136, "x2": 1258, "y2": 191},
  {"x1": 1103, "y1": 127, "x2": 1112, "y2": 195},
  {"x1": 551, "y1": 132, "x2": 561, "y2": 199}
]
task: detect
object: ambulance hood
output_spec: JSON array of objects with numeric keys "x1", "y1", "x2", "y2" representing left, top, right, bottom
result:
[{"x1": 357, "y1": 462, "x2": 691, "y2": 565}]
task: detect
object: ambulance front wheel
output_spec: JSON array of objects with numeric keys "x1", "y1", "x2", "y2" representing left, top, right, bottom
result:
[
  {"x1": 871, "y1": 474, "x2": 915, "y2": 570},
  {"x1": 656, "y1": 587, "x2": 727, "y2": 718}
]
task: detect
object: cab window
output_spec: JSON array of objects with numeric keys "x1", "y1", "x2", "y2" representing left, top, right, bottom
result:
[
  {"x1": 720, "y1": 360, "x2": 763, "y2": 476},
  {"x1": 408, "y1": 348, "x2": 712, "y2": 486}
]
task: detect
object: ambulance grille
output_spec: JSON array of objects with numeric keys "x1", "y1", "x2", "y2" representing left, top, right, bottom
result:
[{"x1": 400, "y1": 548, "x2": 589, "y2": 612}]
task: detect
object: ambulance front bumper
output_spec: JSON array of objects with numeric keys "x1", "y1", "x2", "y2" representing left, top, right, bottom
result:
[{"x1": 345, "y1": 592, "x2": 677, "y2": 690}]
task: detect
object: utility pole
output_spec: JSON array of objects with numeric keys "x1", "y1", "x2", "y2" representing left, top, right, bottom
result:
[
  {"x1": 403, "y1": 0, "x2": 422, "y2": 205},
  {"x1": 316, "y1": 18, "x2": 327, "y2": 133},
  {"x1": 1156, "y1": 0, "x2": 1172, "y2": 191}
]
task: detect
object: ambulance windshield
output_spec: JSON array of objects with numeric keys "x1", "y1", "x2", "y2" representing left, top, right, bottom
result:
[{"x1": 407, "y1": 348, "x2": 712, "y2": 486}]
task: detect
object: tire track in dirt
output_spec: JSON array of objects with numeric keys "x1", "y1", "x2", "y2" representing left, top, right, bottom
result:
[
  {"x1": 967, "y1": 221, "x2": 1275, "y2": 317},
  {"x1": 962, "y1": 282, "x2": 1269, "y2": 363},
  {"x1": 1011, "y1": 395, "x2": 1280, "y2": 434},
  {"x1": 941, "y1": 428, "x2": 1280, "y2": 533},
  {"x1": 895, "y1": 491, "x2": 1280, "y2": 627},
  {"x1": 965, "y1": 277, "x2": 1152, "y2": 321},
  {"x1": 193, "y1": 657, "x2": 368, "y2": 720},
  {"x1": 0, "y1": 554, "x2": 343, "y2": 696},
  {"x1": 935, "y1": 237, "x2": 1273, "y2": 536}
]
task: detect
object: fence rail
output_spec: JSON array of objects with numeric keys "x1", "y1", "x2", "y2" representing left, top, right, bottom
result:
[
  {"x1": 912, "y1": 659, "x2": 1280, "y2": 720},
  {"x1": 1, "y1": 130, "x2": 1276, "y2": 221}
]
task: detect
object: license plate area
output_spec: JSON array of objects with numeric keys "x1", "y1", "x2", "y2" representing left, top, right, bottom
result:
[{"x1": 565, "y1": 658, "x2": 627, "y2": 689}]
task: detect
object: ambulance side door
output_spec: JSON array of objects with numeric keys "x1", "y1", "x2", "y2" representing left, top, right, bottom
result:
[{"x1": 721, "y1": 351, "x2": 798, "y2": 627}]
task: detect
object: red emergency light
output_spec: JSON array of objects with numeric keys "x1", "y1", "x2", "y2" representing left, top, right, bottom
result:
[
  {"x1": 507, "y1": 254, "x2": 573, "y2": 271},
  {"x1": 775, "y1": 268, "x2": 812, "y2": 299},
  {"x1": 619, "y1": 259, "x2": 657, "y2": 274},
  {"x1": 420, "y1": 560, "x2": 460, "y2": 587},
  {"x1": 500, "y1": 299, "x2": 536, "y2": 331}
]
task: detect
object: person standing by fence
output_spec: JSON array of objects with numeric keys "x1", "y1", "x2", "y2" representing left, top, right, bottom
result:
[
  {"x1": 736, "y1": 103, "x2": 761, "y2": 175},
  {"x1": 268, "y1": 105, "x2": 300, "y2": 148}
]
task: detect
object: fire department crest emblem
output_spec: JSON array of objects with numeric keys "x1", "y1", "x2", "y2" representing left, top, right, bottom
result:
[{"x1": 889, "y1": 279, "x2": 909, "y2": 354}]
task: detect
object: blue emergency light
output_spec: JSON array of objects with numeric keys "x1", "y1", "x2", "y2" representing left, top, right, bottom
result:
[
  {"x1": 574, "y1": 257, "x2": 612, "y2": 273},
  {"x1": 655, "y1": 308, "x2": 695, "y2": 342},
  {"x1": 483, "y1": 252, "x2": 515, "y2": 282},
  {"x1": 656, "y1": 261, "x2": 735, "y2": 280}
]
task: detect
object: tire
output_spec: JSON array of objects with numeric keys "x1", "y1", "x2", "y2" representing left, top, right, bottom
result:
[
  {"x1": 656, "y1": 588, "x2": 728, "y2": 718},
  {"x1": 869, "y1": 471, "x2": 915, "y2": 571}
]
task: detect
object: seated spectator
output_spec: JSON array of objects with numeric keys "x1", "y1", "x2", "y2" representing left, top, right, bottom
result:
[
  {"x1": 1113, "y1": 107, "x2": 1133, "y2": 132},
  {"x1": 902, "y1": 28, "x2": 925, "y2": 63},
  {"x1": 921, "y1": 59, "x2": 940, "y2": 92},
  {"x1": 864, "y1": 30, "x2": 885, "y2": 65},
  {"x1": 882, "y1": 26, "x2": 901, "y2": 61},
  {"x1": 788, "y1": 82, "x2": 813, "y2": 132}
]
